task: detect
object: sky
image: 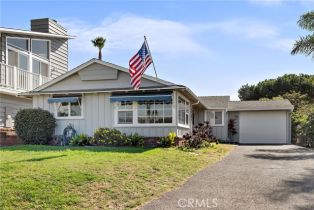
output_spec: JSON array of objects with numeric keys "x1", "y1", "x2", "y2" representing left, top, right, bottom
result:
[{"x1": 0, "y1": 0, "x2": 313, "y2": 100}]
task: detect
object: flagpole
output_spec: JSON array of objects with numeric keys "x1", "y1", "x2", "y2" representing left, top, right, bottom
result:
[{"x1": 144, "y1": 36, "x2": 158, "y2": 78}]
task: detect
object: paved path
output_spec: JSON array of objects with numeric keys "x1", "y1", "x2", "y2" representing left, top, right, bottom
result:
[{"x1": 141, "y1": 145, "x2": 314, "y2": 210}]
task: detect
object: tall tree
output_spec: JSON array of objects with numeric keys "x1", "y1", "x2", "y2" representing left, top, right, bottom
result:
[
  {"x1": 291, "y1": 11, "x2": 314, "y2": 58},
  {"x1": 91, "y1": 37, "x2": 106, "y2": 60}
]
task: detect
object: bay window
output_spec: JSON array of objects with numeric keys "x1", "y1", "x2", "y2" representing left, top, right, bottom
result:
[{"x1": 178, "y1": 96, "x2": 190, "y2": 126}]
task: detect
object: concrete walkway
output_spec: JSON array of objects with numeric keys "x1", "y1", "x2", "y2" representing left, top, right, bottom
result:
[{"x1": 141, "y1": 145, "x2": 314, "y2": 210}]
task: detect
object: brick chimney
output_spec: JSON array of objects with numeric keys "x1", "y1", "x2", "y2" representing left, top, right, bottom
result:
[{"x1": 31, "y1": 18, "x2": 67, "y2": 35}]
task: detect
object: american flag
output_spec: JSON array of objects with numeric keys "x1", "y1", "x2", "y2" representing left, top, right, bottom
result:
[{"x1": 129, "y1": 42, "x2": 153, "y2": 89}]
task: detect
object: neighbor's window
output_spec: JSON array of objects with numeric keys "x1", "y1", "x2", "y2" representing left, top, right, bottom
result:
[
  {"x1": 31, "y1": 39, "x2": 49, "y2": 59},
  {"x1": 116, "y1": 101, "x2": 133, "y2": 124},
  {"x1": 7, "y1": 37, "x2": 29, "y2": 51},
  {"x1": 214, "y1": 111, "x2": 223, "y2": 125},
  {"x1": 56, "y1": 97, "x2": 82, "y2": 118},
  {"x1": 138, "y1": 100, "x2": 172, "y2": 124},
  {"x1": 178, "y1": 96, "x2": 190, "y2": 126}
]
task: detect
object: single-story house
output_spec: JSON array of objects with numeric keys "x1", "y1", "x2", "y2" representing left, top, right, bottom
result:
[{"x1": 20, "y1": 58, "x2": 294, "y2": 144}]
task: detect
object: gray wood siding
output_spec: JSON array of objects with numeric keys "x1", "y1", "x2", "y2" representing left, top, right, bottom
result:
[
  {"x1": 0, "y1": 33, "x2": 68, "y2": 78},
  {"x1": 31, "y1": 18, "x2": 67, "y2": 35},
  {"x1": 43, "y1": 64, "x2": 166, "y2": 92},
  {"x1": 33, "y1": 92, "x2": 188, "y2": 137},
  {"x1": 0, "y1": 94, "x2": 32, "y2": 127}
]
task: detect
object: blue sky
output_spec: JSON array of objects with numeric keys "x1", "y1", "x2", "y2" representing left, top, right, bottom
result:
[{"x1": 1, "y1": 0, "x2": 313, "y2": 99}]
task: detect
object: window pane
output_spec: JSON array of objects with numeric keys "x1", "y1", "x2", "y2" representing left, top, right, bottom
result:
[
  {"x1": 164, "y1": 117, "x2": 172, "y2": 123},
  {"x1": 118, "y1": 101, "x2": 132, "y2": 109},
  {"x1": 18, "y1": 54, "x2": 28, "y2": 71},
  {"x1": 118, "y1": 111, "x2": 133, "y2": 124},
  {"x1": 8, "y1": 49, "x2": 18, "y2": 67},
  {"x1": 215, "y1": 111, "x2": 223, "y2": 125},
  {"x1": 164, "y1": 109, "x2": 172, "y2": 116},
  {"x1": 32, "y1": 40, "x2": 49, "y2": 59},
  {"x1": 57, "y1": 102, "x2": 69, "y2": 117},
  {"x1": 7, "y1": 38, "x2": 28, "y2": 51},
  {"x1": 155, "y1": 117, "x2": 163, "y2": 124},
  {"x1": 70, "y1": 99, "x2": 82, "y2": 117},
  {"x1": 40, "y1": 62, "x2": 49, "y2": 77},
  {"x1": 32, "y1": 59, "x2": 40, "y2": 74}
]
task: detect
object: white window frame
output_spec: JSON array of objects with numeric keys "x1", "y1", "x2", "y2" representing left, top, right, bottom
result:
[
  {"x1": 53, "y1": 96, "x2": 84, "y2": 120},
  {"x1": 113, "y1": 100, "x2": 175, "y2": 127},
  {"x1": 115, "y1": 101, "x2": 134, "y2": 125},
  {"x1": 6, "y1": 36, "x2": 51, "y2": 77},
  {"x1": 31, "y1": 38, "x2": 51, "y2": 60},
  {"x1": 204, "y1": 110, "x2": 225, "y2": 126},
  {"x1": 177, "y1": 94, "x2": 190, "y2": 128}
]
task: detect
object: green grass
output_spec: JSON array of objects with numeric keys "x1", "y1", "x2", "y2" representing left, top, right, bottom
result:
[{"x1": 0, "y1": 145, "x2": 233, "y2": 210}]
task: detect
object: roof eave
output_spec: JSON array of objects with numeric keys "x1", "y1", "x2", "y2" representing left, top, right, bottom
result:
[{"x1": 0, "y1": 27, "x2": 75, "y2": 39}]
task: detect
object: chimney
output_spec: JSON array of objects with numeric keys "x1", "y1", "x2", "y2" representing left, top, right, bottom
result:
[{"x1": 31, "y1": 18, "x2": 67, "y2": 35}]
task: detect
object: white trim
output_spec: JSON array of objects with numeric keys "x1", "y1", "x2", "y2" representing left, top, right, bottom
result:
[
  {"x1": 177, "y1": 92, "x2": 191, "y2": 128},
  {"x1": 113, "y1": 98, "x2": 175, "y2": 127},
  {"x1": 0, "y1": 27, "x2": 75, "y2": 39}
]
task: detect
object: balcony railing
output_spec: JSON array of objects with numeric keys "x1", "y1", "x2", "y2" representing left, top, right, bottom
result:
[{"x1": 0, "y1": 62, "x2": 50, "y2": 92}]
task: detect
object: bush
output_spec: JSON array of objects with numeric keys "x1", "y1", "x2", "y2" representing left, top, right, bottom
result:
[
  {"x1": 15, "y1": 108, "x2": 56, "y2": 145},
  {"x1": 160, "y1": 132, "x2": 177, "y2": 147},
  {"x1": 183, "y1": 122, "x2": 217, "y2": 148},
  {"x1": 128, "y1": 133, "x2": 144, "y2": 147},
  {"x1": 93, "y1": 128, "x2": 128, "y2": 146},
  {"x1": 305, "y1": 114, "x2": 314, "y2": 148},
  {"x1": 69, "y1": 134, "x2": 92, "y2": 146}
]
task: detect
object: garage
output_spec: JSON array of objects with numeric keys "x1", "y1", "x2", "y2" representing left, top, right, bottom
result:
[
  {"x1": 239, "y1": 111, "x2": 290, "y2": 144},
  {"x1": 228, "y1": 100, "x2": 294, "y2": 144}
]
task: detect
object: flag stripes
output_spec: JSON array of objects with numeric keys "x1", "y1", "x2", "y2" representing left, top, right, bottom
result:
[{"x1": 129, "y1": 42, "x2": 153, "y2": 89}]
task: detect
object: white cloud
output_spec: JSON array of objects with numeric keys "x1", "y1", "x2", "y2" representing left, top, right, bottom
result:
[
  {"x1": 60, "y1": 15, "x2": 207, "y2": 58},
  {"x1": 271, "y1": 38, "x2": 295, "y2": 52}
]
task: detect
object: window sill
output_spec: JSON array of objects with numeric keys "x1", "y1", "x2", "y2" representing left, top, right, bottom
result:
[
  {"x1": 177, "y1": 124, "x2": 190, "y2": 129},
  {"x1": 114, "y1": 123, "x2": 175, "y2": 127},
  {"x1": 212, "y1": 124, "x2": 224, "y2": 127}
]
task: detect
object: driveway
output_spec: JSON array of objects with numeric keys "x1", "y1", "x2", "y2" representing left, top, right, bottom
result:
[{"x1": 141, "y1": 145, "x2": 314, "y2": 210}]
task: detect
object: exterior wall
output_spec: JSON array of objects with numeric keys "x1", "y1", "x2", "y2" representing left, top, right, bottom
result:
[
  {"x1": 43, "y1": 64, "x2": 166, "y2": 93},
  {"x1": 239, "y1": 110, "x2": 289, "y2": 144},
  {"x1": 0, "y1": 94, "x2": 32, "y2": 127},
  {"x1": 33, "y1": 91, "x2": 192, "y2": 137},
  {"x1": 0, "y1": 33, "x2": 68, "y2": 77},
  {"x1": 204, "y1": 109, "x2": 228, "y2": 141}
]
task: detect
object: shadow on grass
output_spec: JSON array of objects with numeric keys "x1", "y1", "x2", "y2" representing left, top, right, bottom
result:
[
  {"x1": 267, "y1": 168, "x2": 314, "y2": 210},
  {"x1": 10, "y1": 154, "x2": 68, "y2": 163},
  {"x1": 0, "y1": 145, "x2": 153, "y2": 153}
]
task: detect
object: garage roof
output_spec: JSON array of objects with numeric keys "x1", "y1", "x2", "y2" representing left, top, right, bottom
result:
[
  {"x1": 228, "y1": 100, "x2": 294, "y2": 111},
  {"x1": 198, "y1": 96, "x2": 230, "y2": 109}
]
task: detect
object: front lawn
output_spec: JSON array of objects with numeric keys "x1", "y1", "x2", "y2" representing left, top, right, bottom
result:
[{"x1": 0, "y1": 145, "x2": 233, "y2": 209}]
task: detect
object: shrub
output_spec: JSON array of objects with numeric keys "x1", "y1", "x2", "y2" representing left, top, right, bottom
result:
[
  {"x1": 15, "y1": 108, "x2": 56, "y2": 145},
  {"x1": 69, "y1": 134, "x2": 92, "y2": 146},
  {"x1": 305, "y1": 114, "x2": 314, "y2": 148},
  {"x1": 93, "y1": 128, "x2": 128, "y2": 146},
  {"x1": 160, "y1": 132, "x2": 177, "y2": 147},
  {"x1": 183, "y1": 122, "x2": 217, "y2": 148},
  {"x1": 128, "y1": 133, "x2": 145, "y2": 147}
]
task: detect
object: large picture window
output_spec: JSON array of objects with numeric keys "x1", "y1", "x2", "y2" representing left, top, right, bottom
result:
[
  {"x1": 7, "y1": 37, "x2": 29, "y2": 51},
  {"x1": 138, "y1": 100, "x2": 172, "y2": 124},
  {"x1": 178, "y1": 96, "x2": 190, "y2": 126},
  {"x1": 116, "y1": 102, "x2": 133, "y2": 124}
]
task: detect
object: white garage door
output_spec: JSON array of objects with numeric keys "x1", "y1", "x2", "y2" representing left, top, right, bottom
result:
[{"x1": 239, "y1": 111, "x2": 288, "y2": 144}]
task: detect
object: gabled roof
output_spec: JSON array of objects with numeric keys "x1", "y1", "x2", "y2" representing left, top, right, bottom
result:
[
  {"x1": 198, "y1": 96, "x2": 230, "y2": 109},
  {"x1": 0, "y1": 27, "x2": 75, "y2": 39},
  {"x1": 31, "y1": 58, "x2": 176, "y2": 92},
  {"x1": 228, "y1": 100, "x2": 294, "y2": 111}
]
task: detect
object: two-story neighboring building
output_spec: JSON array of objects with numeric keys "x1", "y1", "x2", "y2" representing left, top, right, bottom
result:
[{"x1": 0, "y1": 18, "x2": 74, "y2": 127}]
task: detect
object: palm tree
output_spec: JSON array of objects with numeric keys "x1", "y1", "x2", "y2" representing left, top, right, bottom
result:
[
  {"x1": 291, "y1": 11, "x2": 314, "y2": 58},
  {"x1": 91, "y1": 37, "x2": 106, "y2": 60}
]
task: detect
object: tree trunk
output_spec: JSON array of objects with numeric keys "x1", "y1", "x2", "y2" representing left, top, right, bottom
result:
[{"x1": 98, "y1": 49, "x2": 102, "y2": 60}]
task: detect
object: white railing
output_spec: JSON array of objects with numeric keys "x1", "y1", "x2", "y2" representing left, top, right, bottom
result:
[{"x1": 0, "y1": 62, "x2": 50, "y2": 92}]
